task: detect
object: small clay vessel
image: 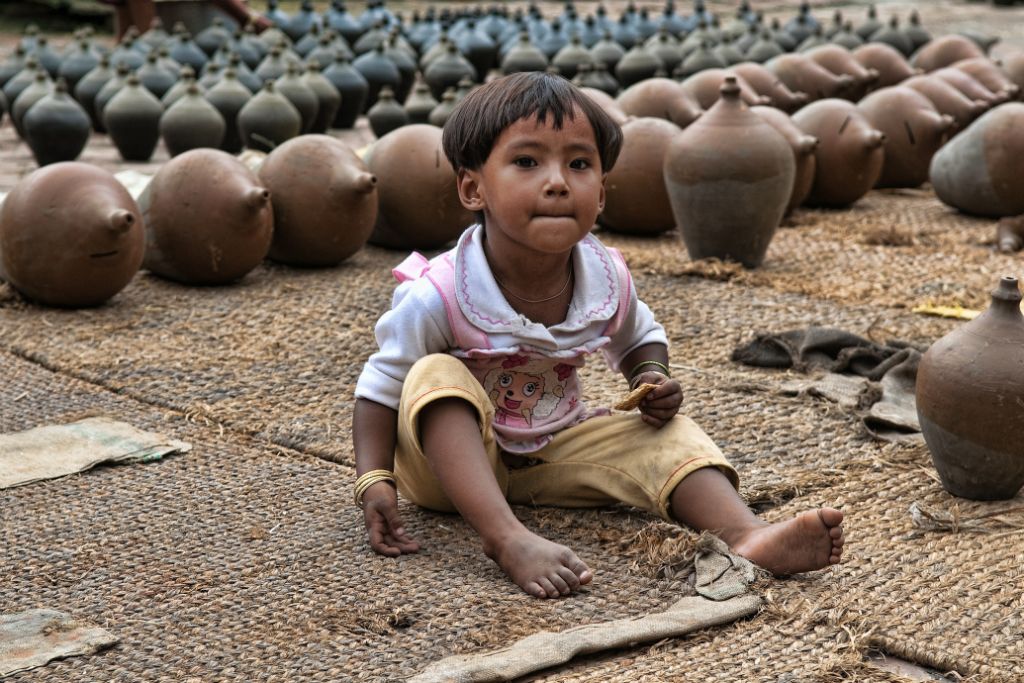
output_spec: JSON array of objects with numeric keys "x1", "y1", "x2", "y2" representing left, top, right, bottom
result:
[
  {"x1": 680, "y1": 68, "x2": 766, "y2": 110},
  {"x1": 858, "y1": 86, "x2": 955, "y2": 189},
  {"x1": 237, "y1": 81, "x2": 302, "y2": 152},
  {"x1": 904, "y1": 11, "x2": 931, "y2": 53},
  {"x1": 160, "y1": 84, "x2": 226, "y2": 157},
  {"x1": 930, "y1": 103, "x2": 1024, "y2": 217},
  {"x1": 831, "y1": 22, "x2": 864, "y2": 51},
  {"x1": 382, "y1": 38, "x2": 416, "y2": 103},
  {"x1": 137, "y1": 53, "x2": 177, "y2": 100},
  {"x1": 745, "y1": 31, "x2": 784, "y2": 64},
  {"x1": 109, "y1": 38, "x2": 145, "y2": 72},
  {"x1": 729, "y1": 61, "x2": 808, "y2": 112},
  {"x1": 579, "y1": 87, "x2": 629, "y2": 126},
  {"x1": 138, "y1": 149, "x2": 272, "y2": 284},
  {"x1": 195, "y1": 17, "x2": 231, "y2": 57},
  {"x1": 574, "y1": 62, "x2": 620, "y2": 97},
  {"x1": 169, "y1": 32, "x2": 208, "y2": 73},
  {"x1": 663, "y1": 77, "x2": 794, "y2": 268},
  {"x1": 455, "y1": 21, "x2": 497, "y2": 80},
  {"x1": 57, "y1": 39, "x2": 99, "y2": 91},
  {"x1": 751, "y1": 105, "x2": 818, "y2": 214},
  {"x1": 274, "y1": 63, "x2": 319, "y2": 133},
  {"x1": 804, "y1": 44, "x2": 879, "y2": 100},
  {"x1": 614, "y1": 44, "x2": 661, "y2": 88},
  {"x1": 911, "y1": 35, "x2": 984, "y2": 73},
  {"x1": 23, "y1": 79, "x2": 91, "y2": 166},
  {"x1": 852, "y1": 43, "x2": 917, "y2": 88},
  {"x1": 259, "y1": 135, "x2": 378, "y2": 266},
  {"x1": 428, "y1": 88, "x2": 457, "y2": 127},
  {"x1": 403, "y1": 83, "x2": 438, "y2": 125},
  {"x1": 162, "y1": 66, "x2": 204, "y2": 109},
  {"x1": 3, "y1": 57, "x2": 43, "y2": 106},
  {"x1": 302, "y1": 61, "x2": 341, "y2": 134},
  {"x1": 855, "y1": 5, "x2": 883, "y2": 42},
  {"x1": 952, "y1": 58, "x2": 1020, "y2": 101},
  {"x1": 73, "y1": 56, "x2": 112, "y2": 130},
  {"x1": 647, "y1": 32, "x2": 682, "y2": 76},
  {"x1": 1001, "y1": 51, "x2": 1024, "y2": 96},
  {"x1": 902, "y1": 74, "x2": 987, "y2": 129},
  {"x1": 352, "y1": 44, "x2": 401, "y2": 111},
  {"x1": 104, "y1": 75, "x2": 163, "y2": 162},
  {"x1": 255, "y1": 47, "x2": 291, "y2": 83},
  {"x1": 617, "y1": 78, "x2": 703, "y2": 129},
  {"x1": 12, "y1": 71, "x2": 53, "y2": 138},
  {"x1": 0, "y1": 47, "x2": 27, "y2": 89},
  {"x1": 0, "y1": 162, "x2": 144, "y2": 307},
  {"x1": 324, "y1": 56, "x2": 369, "y2": 128},
  {"x1": 916, "y1": 277, "x2": 1024, "y2": 500},
  {"x1": 792, "y1": 98, "x2": 885, "y2": 207},
  {"x1": 591, "y1": 33, "x2": 626, "y2": 73},
  {"x1": 93, "y1": 62, "x2": 130, "y2": 126},
  {"x1": 199, "y1": 62, "x2": 223, "y2": 91},
  {"x1": 501, "y1": 33, "x2": 549, "y2": 75},
  {"x1": 868, "y1": 16, "x2": 913, "y2": 58},
  {"x1": 553, "y1": 36, "x2": 594, "y2": 80},
  {"x1": 366, "y1": 124, "x2": 474, "y2": 250},
  {"x1": 600, "y1": 117, "x2": 679, "y2": 235},
  {"x1": 367, "y1": 85, "x2": 408, "y2": 137},
  {"x1": 424, "y1": 43, "x2": 477, "y2": 100},
  {"x1": 766, "y1": 53, "x2": 855, "y2": 101},
  {"x1": 204, "y1": 68, "x2": 252, "y2": 154}
]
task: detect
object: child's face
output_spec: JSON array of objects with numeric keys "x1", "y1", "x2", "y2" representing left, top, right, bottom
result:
[{"x1": 457, "y1": 109, "x2": 605, "y2": 256}]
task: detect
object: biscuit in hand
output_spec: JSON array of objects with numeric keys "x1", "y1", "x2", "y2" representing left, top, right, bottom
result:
[{"x1": 614, "y1": 383, "x2": 658, "y2": 411}]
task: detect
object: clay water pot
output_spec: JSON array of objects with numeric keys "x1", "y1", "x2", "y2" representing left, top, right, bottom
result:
[
  {"x1": 679, "y1": 41, "x2": 726, "y2": 78},
  {"x1": 428, "y1": 89, "x2": 457, "y2": 127},
  {"x1": 680, "y1": 69, "x2": 766, "y2": 111},
  {"x1": 302, "y1": 62, "x2": 341, "y2": 134},
  {"x1": 553, "y1": 36, "x2": 593, "y2": 80},
  {"x1": 73, "y1": 56, "x2": 112, "y2": 130},
  {"x1": 792, "y1": 98, "x2": 885, "y2": 207},
  {"x1": 745, "y1": 32, "x2": 784, "y2": 64},
  {"x1": 858, "y1": 86, "x2": 955, "y2": 189},
  {"x1": 0, "y1": 163, "x2": 144, "y2": 307},
  {"x1": 852, "y1": 43, "x2": 917, "y2": 89},
  {"x1": 424, "y1": 44, "x2": 477, "y2": 100},
  {"x1": 916, "y1": 277, "x2": 1024, "y2": 500},
  {"x1": 501, "y1": 34, "x2": 549, "y2": 75},
  {"x1": 195, "y1": 17, "x2": 230, "y2": 57},
  {"x1": 205, "y1": 69, "x2": 252, "y2": 154},
  {"x1": 614, "y1": 45, "x2": 661, "y2": 89},
  {"x1": 161, "y1": 66, "x2": 202, "y2": 109},
  {"x1": 869, "y1": 17, "x2": 914, "y2": 58},
  {"x1": 0, "y1": 47, "x2": 27, "y2": 89},
  {"x1": 367, "y1": 85, "x2": 408, "y2": 137},
  {"x1": 23, "y1": 79, "x2": 91, "y2": 166},
  {"x1": 353, "y1": 44, "x2": 401, "y2": 111},
  {"x1": 57, "y1": 40, "x2": 99, "y2": 91},
  {"x1": 403, "y1": 83, "x2": 438, "y2": 125},
  {"x1": 645, "y1": 34, "x2": 682, "y2": 76},
  {"x1": 138, "y1": 149, "x2": 272, "y2": 284},
  {"x1": 382, "y1": 38, "x2": 416, "y2": 103},
  {"x1": 574, "y1": 63, "x2": 620, "y2": 98},
  {"x1": 199, "y1": 62, "x2": 224, "y2": 91},
  {"x1": 365, "y1": 124, "x2": 473, "y2": 250},
  {"x1": 933, "y1": 67, "x2": 1005, "y2": 106},
  {"x1": 855, "y1": 5, "x2": 883, "y2": 42},
  {"x1": 831, "y1": 24, "x2": 864, "y2": 51},
  {"x1": 663, "y1": 77, "x2": 794, "y2": 268},
  {"x1": 237, "y1": 81, "x2": 302, "y2": 152},
  {"x1": 617, "y1": 78, "x2": 703, "y2": 129},
  {"x1": 902, "y1": 74, "x2": 987, "y2": 129},
  {"x1": 255, "y1": 47, "x2": 291, "y2": 84},
  {"x1": 104, "y1": 75, "x2": 163, "y2": 162},
  {"x1": 12, "y1": 72, "x2": 53, "y2": 138},
  {"x1": 324, "y1": 57, "x2": 368, "y2": 128},
  {"x1": 600, "y1": 117, "x2": 679, "y2": 236},
  {"x1": 455, "y1": 22, "x2": 497, "y2": 79},
  {"x1": 93, "y1": 62, "x2": 131, "y2": 126},
  {"x1": 136, "y1": 53, "x2": 176, "y2": 101},
  {"x1": 169, "y1": 33, "x2": 208, "y2": 73},
  {"x1": 3, "y1": 57, "x2": 43, "y2": 107},
  {"x1": 767, "y1": 53, "x2": 855, "y2": 102},
  {"x1": 930, "y1": 103, "x2": 1024, "y2": 217},
  {"x1": 580, "y1": 87, "x2": 629, "y2": 126},
  {"x1": 952, "y1": 58, "x2": 1020, "y2": 101},
  {"x1": 160, "y1": 85, "x2": 226, "y2": 157},
  {"x1": 259, "y1": 135, "x2": 378, "y2": 266},
  {"x1": 751, "y1": 106, "x2": 818, "y2": 214},
  {"x1": 805, "y1": 44, "x2": 879, "y2": 100},
  {"x1": 729, "y1": 62, "x2": 808, "y2": 112},
  {"x1": 714, "y1": 41, "x2": 746, "y2": 68},
  {"x1": 911, "y1": 35, "x2": 984, "y2": 73},
  {"x1": 109, "y1": 39, "x2": 145, "y2": 72},
  {"x1": 274, "y1": 64, "x2": 319, "y2": 133},
  {"x1": 591, "y1": 34, "x2": 626, "y2": 73}
]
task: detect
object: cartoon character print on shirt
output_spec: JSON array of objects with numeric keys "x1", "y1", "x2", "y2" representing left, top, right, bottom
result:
[{"x1": 483, "y1": 355, "x2": 575, "y2": 428}]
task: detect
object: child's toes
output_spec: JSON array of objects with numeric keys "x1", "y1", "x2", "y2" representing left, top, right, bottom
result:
[{"x1": 557, "y1": 566, "x2": 581, "y2": 591}]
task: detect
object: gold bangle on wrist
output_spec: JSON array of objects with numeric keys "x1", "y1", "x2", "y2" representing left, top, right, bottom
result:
[
  {"x1": 354, "y1": 469, "x2": 396, "y2": 508},
  {"x1": 628, "y1": 360, "x2": 671, "y2": 389}
]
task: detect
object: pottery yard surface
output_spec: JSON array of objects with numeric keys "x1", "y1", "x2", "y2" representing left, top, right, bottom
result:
[{"x1": 3, "y1": 1, "x2": 1024, "y2": 682}]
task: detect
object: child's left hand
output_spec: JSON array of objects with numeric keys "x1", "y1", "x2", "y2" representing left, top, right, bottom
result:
[{"x1": 634, "y1": 372, "x2": 682, "y2": 428}]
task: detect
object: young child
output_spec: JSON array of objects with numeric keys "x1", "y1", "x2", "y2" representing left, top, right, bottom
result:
[{"x1": 352, "y1": 72, "x2": 844, "y2": 599}]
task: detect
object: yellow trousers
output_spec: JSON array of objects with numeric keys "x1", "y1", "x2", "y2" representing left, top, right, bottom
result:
[{"x1": 395, "y1": 354, "x2": 738, "y2": 522}]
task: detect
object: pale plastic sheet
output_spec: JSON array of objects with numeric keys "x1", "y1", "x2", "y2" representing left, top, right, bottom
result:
[{"x1": 0, "y1": 609, "x2": 119, "y2": 677}]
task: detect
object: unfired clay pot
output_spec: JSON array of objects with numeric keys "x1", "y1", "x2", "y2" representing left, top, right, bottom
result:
[
  {"x1": 911, "y1": 35, "x2": 985, "y2": 73},
  {"x1": 930, "y1": 103, "x2": 1024, "y2": 217},
  {"x1": 792, "y1": 98, "x2": 885, "y2": 207},
  {"x1": 852, "y1": 43, "x2": 918, "y2": 88},
  {"x1": 729, "y1": 61, "x2": 808, "y2": 112},
  {"x1": 751, "y1": 105, "x2": 818, "y2": 214},
  {"x1": 616, "y1": 78, "x2": 702, "y2": 128},
  {"x1": 366, "y1": 124, "x2": 474, "y2": 250},
  {"x1": 952, "y1": 58, "x2": 1020, "y2": 101},
  {"x1": 663, "y1": 77, "x2": 794, "y2": 268},
  {"x1": 0, "y1": 162, "x2": 144, "y2": 306},
  {"x1": 858, "y1": 86, "x2": 955, "y2": 189},
  {"x1": 579, "y1": 87, "x2": 630, "y2": 126},
  {"x1": 679, "y1": 68, "x2": 766, "y2": 110},
  {"x1": 916, "y1": 276, "x2": 1024, "y2": 500},
  {"x1": 932, "y1": 67, "x2": 1005, "y2": 106},
  {"x1": 902, "y1": 74, "x2": 987, "y2": 129},
  {"x1": 804, "y1": 44, "x2": 879, "y2": 100},
  {"x1": 259, "y1": 135, "x2": 378, "y2": 266},
  {"x1": 766, "y1": 53, "x2": 854, "y2": 101},
  {"x1": 600, "y1": 117, "x2": 679, "y2": 235}
]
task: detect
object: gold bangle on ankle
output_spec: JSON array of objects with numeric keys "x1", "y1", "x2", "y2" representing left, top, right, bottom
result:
[{"x1": 354, "y1": 469, "x2": 396, "y2": 508}]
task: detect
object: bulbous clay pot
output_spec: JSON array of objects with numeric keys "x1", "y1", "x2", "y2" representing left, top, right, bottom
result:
[
  {"x1": 930, "y1": 103, "x2": 1024, "y2": 217},
  {"x1": 12, "y1": 71, "x2": 53, "y2": 138},
  {"x1": 591, "y1": 34, "x2": 626, "y2": 73},
  {"x1": 858, "y1": 86, "x2": 955, "y2": 189},
  {"x1": 274, "y1": 63, "x2": 319, "y2": 133},
  {"x1": 501, "y1": 34, "x2": 549, "y2": 75},
  {"x1": 73, "y1": 56, "x2": 113, "y2": 131},
  {"x1": 23, "y1": 79, "x2": 91, "y2": 166},
  {"x1": 403, "y1": 82, "x2": 438, "y2": 124},
  {"x1": 932, "y1": 67, "x2": 1005, "y2": 106},
  {"x1": 1000, "y1": 51, "x2": 1024, "y2": 96},
  {"x1": 161, "y1": 66, "x2": 204, "y2": 109},
  {"x1": 792, "y1": 98, "x2": 885, "y2": 207},
  {"x1": 553, "y1": 36, "x2": 594, "y2": 80},
  {"x1": 574, "y1": 63, "x2": 620, "y2": 97},
  {"x1": 663, "y1": 77, "x2": 794, "y2": 268},
  {"x1": 617, "y1": 78, "x2": 702, "y2": 129},
  {"x1": 869, "y1": 16, "x2": 914, "y2": 58},
  {"x1": 745, "y1": 32, "x2": 785, "y2": 64},
  {"x1": 767, "y1": 53, "x2": 855, "y2": 102},
  {"x1": 680, "y1": 68, "x2": 766, "y2": 110},
  {"x1": 365, "y1": 124, "x2": 473, "y2": 250},
  {"x1": 104, "y1": 75, "x2": 163, "y2": 162},
  {"x1": 58, "y1": 40, "x2": 99, "y2": 91},
  {"x1": 160, "y1": 84, "x2": 226, "y2": 157},
  {"x1": 138, "y1": 149, "x2": 272, "y2": 284},
  {"x1": 853, "y1": 43, "x2": 918, "y2": 88},
  {"x1": 911, "y1": 35, "x2": 984, "y2": 73},
  {"x1": 729, "y1": 62, "x2": 808, "y2": 112},
  {"x1": 902, "y1": 74, "x2": 987, "y2": 129},
  {"x1": 423, "y1": 44, "x2": 476, "y2": 101},
  {"x1": 600, "y1": 117, "x2": 679, "y2": 235},
  {"x1": 258, "y1": 135, "x2": 378, "y2": 266},
  {"x1": 353, "y1": 44, "x2": 401, "y2": 111},
  {"x1": 324, "y1": 57, "x2": 368, "y2": 128},
  {"x1": 916, "y1": 276, "x2": 1024, "y2": 500},
  {"x1": 679, "y1": 41, "x2": 726, "y2": 77},
  {"x1": 614, "y1": 44, "x2": 661, "y2": 88},
  {"x1": 805, "y1": 44, "x2": 879, "y2": 100},
  {"x1": 204, "y1": 69, "x2": 252, "y2": 154},
  {"x1": 952, "y1": 58, "x2": 1020, "y2": 101},
  {"x1": 428, "y1": 88, "x2": 457, "y2": 127},
  {"x1": 237, "y1": 81, "x2": 302, "y2": 152},
  {"x1": 751, "y1": 105, "x2": 818, "y2": 214},
  {"x1": 367, "y1": 85, "x2": 408, "y2": 137},
  {"x1": 137, "y1": 53, "x2": 176, "y2": 100},
  {"x1": 579, "y1": 86, "x2": 629, "y2": 126},
  {"x1": 302, "y1": 62, "x2": 341, "y2": 134},
  {"x1": 0, "y1": 162, "x2": 144, "y2": 307}
]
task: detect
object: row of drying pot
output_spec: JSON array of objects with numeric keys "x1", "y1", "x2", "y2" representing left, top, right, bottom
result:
[{"x1": 0, "y1": 125, "x2": 472, "y2": 308}]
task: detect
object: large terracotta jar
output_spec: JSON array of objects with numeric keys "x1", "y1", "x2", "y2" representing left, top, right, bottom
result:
[
  {"x1": 680, "y1": 68, "x2": 766, "y2": 110},
  {"x1": 858, "y1": 86, "x2": 955, "y2": 189},
  {"x1": 579, "y1": 87, "x2": 629, "y2": 126},
  {"x1": 930, "y1": 103, "x2": 1024, "y2": 217},
  {"x1": 916, "y1": 277, "x2": 1024, "y2": 500},
  {"x1": 911, "y1": 35, "x2": 985, "y2": 73},
  {"x1": 663, "y1": 77, "x2": 794, "y2": 268},
  {"x1": 600, "y1": 117, "x2": 679, "y2": 235},
  {"x1": 852, "y1": 43, "x2": 917, "y2": 89},
  {"x1": 0, "y1": 162, "x2": 144, "y2": 307},
  {"x1": 365, "y1": 124, "x2": 474, "y2": 250},
  {"x1": 792, "y1": 98, "x2": 885, "y2": 207},
  {"x1": 259, "y1": 135, "x2": 378, "y2": 266},
  {"x1": 902, "y1": 74, "x2": 987, "y2": 131},
  {"x1": 932, "y1": 67, "x2": 1005, "y2": 106},
  {"x1": 766, "y1": 53, "x2": 854, "y2": 102},
  {"x1": 729, "y1": 61, "x2": 808, "y2": 112},
  {"x1": 616, "y1": 78, "x2": 702, "y2": 128},
  {"x1": 804, "y1": 44, "x2": 879, "y2": 100},
  {"x1": 139, "y1": 149, "x2": 273, "y2": 284},
  {"x1": 751, "y1": 106, "x2": 818, "y2": 214},
  {"x1": 951, "y1": 58, "x2": 1020, "y2": 101}
]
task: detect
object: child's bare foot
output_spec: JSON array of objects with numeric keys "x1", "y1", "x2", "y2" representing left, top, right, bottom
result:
[
  {"x1": 484, "y1": 529, "x2": 593, "y2": 598},
  {"x1": 729, "y1": 508, "x2": 844, "y2": 576}
]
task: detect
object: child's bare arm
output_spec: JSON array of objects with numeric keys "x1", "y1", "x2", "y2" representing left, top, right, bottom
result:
[
  {"x1": 354, "y1": 398, "x2": 420, "y2": 556},
  {"x1": 619, "y1": 343, "x2": 682, "y2": 428}
]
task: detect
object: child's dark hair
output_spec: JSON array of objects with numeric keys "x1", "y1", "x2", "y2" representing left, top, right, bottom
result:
[{"x1": 441, "y1": 72, "x2": 623, "y2": 174}]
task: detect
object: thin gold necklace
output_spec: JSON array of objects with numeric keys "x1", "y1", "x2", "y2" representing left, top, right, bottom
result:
[{"x1": 493, "y1": 261, "x2": 574, "y2": 304}]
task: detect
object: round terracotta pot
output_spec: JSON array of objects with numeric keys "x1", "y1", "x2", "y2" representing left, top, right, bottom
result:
[
  {"x1": 600, "y1": 117, "x2": 679, "y2": 235},
  {"x1": 932, "y1": 67, "x2": 1005, "y2": 106},
  {"x1": 365, "y1": 124, "x2": 474, "y2": 250},
  {"x1": 729, "y1": 61, "x2": 808, "y2": 112},
  {"x1": 617, "y1": 77, "x2": 702, "y2": 128},
  {"x1": 0, "y1": 162, "x2": 144, "y2": 307},
  {"x1": 614, "y1": 44, "x2": 661, "y2": 88},
  {"x1": 579, "y1": 86, "x2": 629, "y2": 126},
  {"x1": 902, "y1": 74, "x2": 988, "y2": 129},
  {"x1": 766, "y1": 53, "x2": 855, "y2": 102},
  {"x1": 259, "y1": 135, "x2": 378, "y2": 266},
  {"x1": 951, "y1": 58, "x2": 1020, "y2": 101},
  {"x1": 805, "y1": 44, "x2": 879, "y2": 100},
  {"x1": 751, "y1": 105, "x2": 818, "y2": 214},
  {"x1": 680, "y1": 68, "x2": 766, "y2": 110},
  {"x1": 911, "y1": 35, "x2": 985, "y2": 73},
  {"x1": 663, "y1": 77, "x2": 794, "y2": 268},
  {"x1": 917, "y1": 277, "x2": 1024, "y2": 500}
]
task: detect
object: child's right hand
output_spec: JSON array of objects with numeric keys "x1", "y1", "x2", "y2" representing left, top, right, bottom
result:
[{"x1": 362, "y1": 483, "x2": 421, "y2": 557}]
